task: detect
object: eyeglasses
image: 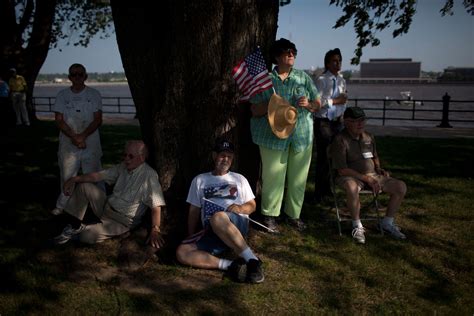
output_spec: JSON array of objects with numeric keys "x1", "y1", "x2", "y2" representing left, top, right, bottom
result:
[
  {"x1": 69, "y1": 72, "x2": 85, "y2": 77},
  {"x1": 282, "y1": 49, "x2": 297, "y2": 56},
  {"x1": 123, "y1": 153, "x2": 137, "y2": 160}
]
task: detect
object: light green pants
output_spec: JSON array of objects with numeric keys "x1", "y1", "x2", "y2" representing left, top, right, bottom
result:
[{"x1": 259, "y1": 144, "x2": 312, "y2": 219}]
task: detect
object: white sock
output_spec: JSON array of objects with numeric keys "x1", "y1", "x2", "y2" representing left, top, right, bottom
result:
[
  {"x1": 218, "y1": 258, "x2": 232, "y2": 271},
  {"x1": 382, "y1": 216, "x2": 394, "y2": 227},
  {"x1": 239, "y1": 247, "x2": 258, "y2": 262},
  {"x1": 352, "y1": 219, "x2": 363, "y2": 228}
]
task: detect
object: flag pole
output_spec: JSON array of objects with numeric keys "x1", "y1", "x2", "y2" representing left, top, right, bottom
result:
[{"x1": 203, "y1": 198, "x2": 277, "y2": 233}]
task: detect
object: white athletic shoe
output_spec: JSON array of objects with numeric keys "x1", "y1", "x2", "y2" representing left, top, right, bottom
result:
[
  {"x1": 53, "y1": 224, "x2": 86, "y2": 245},
  {"x1": 352, "y1": 226, "x2": 366, "y2": 244},
  {"x1": 381, "y1": 223, "x2": 406, "y2": 240}
]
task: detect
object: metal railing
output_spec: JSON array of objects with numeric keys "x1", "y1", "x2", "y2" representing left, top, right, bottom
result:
[
  {"x1": 32, "y1": 94, "x2": 474, "y2": 127},
  {"x1": 32, "y1": 96, "x2": 136, "y2": 114},
  {"x1": 349, "y1": 93, "x2": 474, "y2": 127}
]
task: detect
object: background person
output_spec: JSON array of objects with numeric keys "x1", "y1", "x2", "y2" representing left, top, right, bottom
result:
[
  {"x1": 0, "y1": 75, "x2": 15, "y2": 131},
  {"x1": 51, "y1": 63, "x2": 104, "y2": 216},
  {"x1": 312, "y1": 48, "x2": 347, "y2": 204},
  {"x1": 53, "y1": 140, "x2": 166, "y2": 248},
  {"x1": 8, "y1": 68, "x2": 29, "y2": 126},
  {"x1": 329, "y1": 107, "x2": 407, "y2": 244},
  {"x1": 249, "y1": 38, "x2": 321, "y2": 232},
  {"x1": 176, "y1": 140, "x2": 264, "y2": 284}
]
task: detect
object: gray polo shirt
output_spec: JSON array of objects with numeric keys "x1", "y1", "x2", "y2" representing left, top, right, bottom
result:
[{"x1": 330, "y1": 129, "x2": 378, "y2": 175}]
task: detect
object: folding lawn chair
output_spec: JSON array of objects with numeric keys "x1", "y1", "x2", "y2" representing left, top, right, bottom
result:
[{"x1": 327, "y1": 148, "x2": 384, "y2": 236}]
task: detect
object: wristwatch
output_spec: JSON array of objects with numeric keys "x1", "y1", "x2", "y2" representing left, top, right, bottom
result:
[{"x1": 152, "y1": 225, "x2": 161, "y2": 233}]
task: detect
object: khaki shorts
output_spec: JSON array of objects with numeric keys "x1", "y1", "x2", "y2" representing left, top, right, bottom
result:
[{"x1": 336, "y1": 173, "x2": 394, "y2": 191}]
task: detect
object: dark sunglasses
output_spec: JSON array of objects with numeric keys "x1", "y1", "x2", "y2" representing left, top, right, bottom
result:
[
  {"x1": 282, "y1": 49, "x2": 297, "y2": 56},
  {"x1": 69, "y1": 72, "x2": 85, "y2": 77}
]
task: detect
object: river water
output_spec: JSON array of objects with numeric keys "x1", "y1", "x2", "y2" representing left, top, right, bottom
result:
[{"x1": 34, "y1": 82, "x2": 474, "y2": 127}]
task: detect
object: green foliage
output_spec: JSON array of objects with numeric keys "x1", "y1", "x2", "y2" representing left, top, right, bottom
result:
[
  {"x1": 8, "y1": 0, "x2": 114, "y2": 49},
  {"x1": 0, "y1": 121, "x2": 473, "y2": 314},
  {"x1": 329, "y1": 0, "x2": 474, "y2": 65},
  {"x1": 51, "y1": 0, "x2": 114, "y2": 48}
]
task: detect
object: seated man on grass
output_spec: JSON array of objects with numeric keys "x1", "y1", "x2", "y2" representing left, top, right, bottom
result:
[
  {"x1": 53, "y1": 140, "x2": 166, "y2": 249},
  {"x1": 330, "y1": 107, "x2": 407, "y2": 244},
  {"x1": 176, "y1": 140, "x2": 264, "y2": 284}
]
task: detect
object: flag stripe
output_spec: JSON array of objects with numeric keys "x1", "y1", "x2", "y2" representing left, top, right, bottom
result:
[{"x1": 231, "y1": 47, "x2": 273, "y2": 102}]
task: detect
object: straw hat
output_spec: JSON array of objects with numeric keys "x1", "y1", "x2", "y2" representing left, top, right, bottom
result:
[{"x1": 267, "y1": 93, "x2": 297, "y2": 139}]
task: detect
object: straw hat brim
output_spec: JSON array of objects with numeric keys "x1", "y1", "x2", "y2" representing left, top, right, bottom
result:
[{"x1": 267, "y1": 93, "x2": 297, "y2": 139}]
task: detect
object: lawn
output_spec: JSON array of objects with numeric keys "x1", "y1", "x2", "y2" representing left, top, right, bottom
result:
[{"x1": 0, "y1": 120, "x2": 473, "y2": 315}]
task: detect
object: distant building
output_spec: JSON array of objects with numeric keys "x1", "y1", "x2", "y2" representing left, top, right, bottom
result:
[
  {"x1": 360, "y1": 58, "x2": 421, "y2": 78},
  {"x1": 346, "y1": 58, "x2": 433, "y2": 83},
  {"x1": 439, "y1": 67, "x2": 474, "y2": 81}
]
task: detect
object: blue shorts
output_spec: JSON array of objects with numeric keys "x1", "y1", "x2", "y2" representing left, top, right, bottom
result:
[{"x1": 196, "y1": 212, "x2": 249, "y2": 255}]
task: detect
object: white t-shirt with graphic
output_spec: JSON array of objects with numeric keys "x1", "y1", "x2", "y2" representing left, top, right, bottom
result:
[{"x1": 186, "y1": 171, "x2": 255, "y2": 226}]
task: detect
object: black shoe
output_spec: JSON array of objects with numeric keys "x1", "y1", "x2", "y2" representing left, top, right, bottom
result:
[
  {"x1": 262, "y1": 216, "x2": 279, "y2": 233},
  {"x1": 286, "y1": 217, "x2": 307, "y2": 232},
  {"x1": 226, "y1": 258, "x2": 247, "y2": 283},
  {"x1": 246, "y1": 259, "x2": 264, "y2": 284}
]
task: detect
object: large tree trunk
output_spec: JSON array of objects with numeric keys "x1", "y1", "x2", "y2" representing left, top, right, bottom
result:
[
  {"x1": 0, "y1": 0, "x2": 57, "y2": 122},
  {"x1": 111, "y1": 1, "x2": 279, "y2": 247}
]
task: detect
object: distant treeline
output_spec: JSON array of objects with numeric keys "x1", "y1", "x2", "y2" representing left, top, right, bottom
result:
[
  {"x1": 37, "y1": 69, "x2": 470, "y2": 84},
  {"x1": 37, "y1": 72, "x2": 127, "y2": 83}
]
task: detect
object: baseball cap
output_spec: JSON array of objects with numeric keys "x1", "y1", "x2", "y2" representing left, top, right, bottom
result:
[
  {"x1": 213, "y1": 139, "x2": 234, "y2": 153},
  {"x1": 344, "y1": 106, "x2": 366, "y2": 119}
]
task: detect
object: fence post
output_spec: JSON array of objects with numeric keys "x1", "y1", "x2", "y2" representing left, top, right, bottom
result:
[
  {"x1": 382, "y1": 99, "x2": 386, "y2": 126},
  {"x1": 437, "y1": 92, "x2": 452, "y2": 128}
]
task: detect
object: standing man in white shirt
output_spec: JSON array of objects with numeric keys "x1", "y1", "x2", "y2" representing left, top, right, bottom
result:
[
  {"x1": 312, "y1": 48, "x2": 348, "y2": 204},
  {"x1": 51, "y1": 63, "x2": 104, "y2": 216}
]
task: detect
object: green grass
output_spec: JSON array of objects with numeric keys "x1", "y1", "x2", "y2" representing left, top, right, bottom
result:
[{"x1": 0, "y1": 121, "x2": 473, "y2": 314}]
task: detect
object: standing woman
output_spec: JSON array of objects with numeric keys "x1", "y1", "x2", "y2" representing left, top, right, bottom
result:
[
  {"x1": 312, "y1": 48, "x2": 347, "y2": 203},
  {"x1": 249, "y1": 38, "x2": 321, "y2": 232}
]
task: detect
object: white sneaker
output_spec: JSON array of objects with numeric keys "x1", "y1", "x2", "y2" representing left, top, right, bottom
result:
[
  {"x1": 352, "y1": 226, "x2": 366, "y2": 244},
  {"x1": 51, "y1": 208, "x2": 64, "y2": 216},
  {"x1": 53, "y1": 224, "x2": 86, "y2": 245},
  {"x1": 381, "y1": 223, "x2": 406, "y2": 240}
]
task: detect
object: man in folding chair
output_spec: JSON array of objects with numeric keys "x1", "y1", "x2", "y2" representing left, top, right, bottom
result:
[{"x1": 329, "y1": 107, "x2": 407, "y2": 244}]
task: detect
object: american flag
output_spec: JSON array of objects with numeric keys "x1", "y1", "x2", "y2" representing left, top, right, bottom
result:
[
  {"x1": 202, "y1": 199, "x2": 225, "y2": 227},
  {"x1": 232, "y1": 47, "x2": 273, "y2": 101}
]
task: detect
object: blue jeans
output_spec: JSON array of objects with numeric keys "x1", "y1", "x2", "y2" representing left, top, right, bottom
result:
[{"x1": 196, "y1": 212, "x2": 249, "y2": 255}]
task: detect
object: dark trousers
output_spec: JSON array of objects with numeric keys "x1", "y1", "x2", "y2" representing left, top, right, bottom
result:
[{"x1": 313, "y1": 117, "x2": 343, "y2": 199}]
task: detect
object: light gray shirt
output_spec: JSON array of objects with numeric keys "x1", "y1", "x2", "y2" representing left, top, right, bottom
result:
[
  {"x1": 315, "y1": 71, "x2": 347, "y2": 120},
  {"x1": 100, "y1": 162, "x2": 166, "y2": 227}
]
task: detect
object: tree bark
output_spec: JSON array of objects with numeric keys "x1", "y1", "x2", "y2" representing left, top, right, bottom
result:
[
  {"x1": 0, "y1": 0, "x2": 57, "y2": 122},
  {"x1": 111, "y1": 0, "x2": 279, "y2": 246}
]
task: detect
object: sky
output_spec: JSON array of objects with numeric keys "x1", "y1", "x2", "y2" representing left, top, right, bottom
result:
[{"x1": 40, "y1": 0, "x2": 473, "y2": 74}]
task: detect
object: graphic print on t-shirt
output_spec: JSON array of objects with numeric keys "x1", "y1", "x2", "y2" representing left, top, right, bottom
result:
[
  {"x1": 204, "y1": 183, "x2": 238, "y2": 200},
  {"x1": 202, "y1": 182, "x2": 239, "y2": 227}
]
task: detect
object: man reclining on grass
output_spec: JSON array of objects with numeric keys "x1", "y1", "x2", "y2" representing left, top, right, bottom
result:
[
  {"x1": 53, "y1": 140, "x2": 165, "y2": 249},
  {"x1": 176, "y1": 139, "x2": 264, "y2": 284},
  {"x1": 329, "y1": 107, "x2": 407, "y2": 244}
]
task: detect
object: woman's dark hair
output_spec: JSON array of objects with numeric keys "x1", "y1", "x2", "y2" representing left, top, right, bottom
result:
[
  {"x1": 270, "y1": 38, "x2": 298, "y2": 64},
  {"x1": 324, "y1": 48, "x2": 342, "y2": 71}
]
